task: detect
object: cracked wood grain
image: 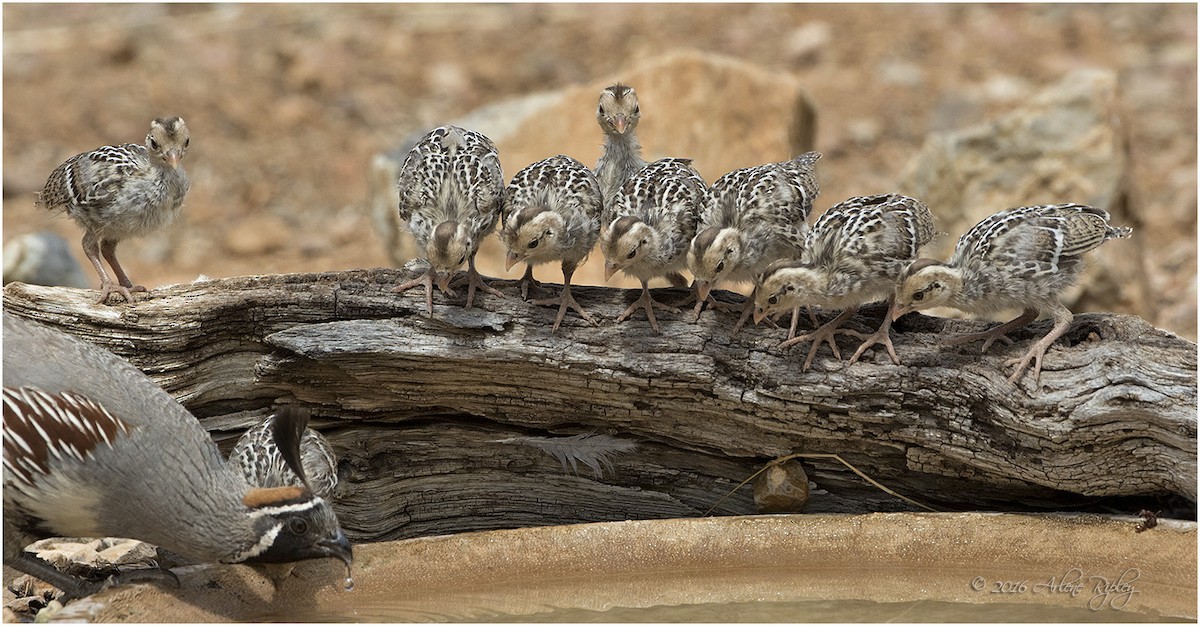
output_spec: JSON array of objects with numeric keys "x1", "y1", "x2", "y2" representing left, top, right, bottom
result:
[{"x1": 4, "y1": 270, "x2": 1195, "y2": 541}]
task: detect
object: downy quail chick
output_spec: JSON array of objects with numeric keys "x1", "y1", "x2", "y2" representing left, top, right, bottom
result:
[
  {"x1": 593, "y1": 83, "x2": 646, "y2": 212},
  {"x1": 500, "y1": 155, "x2": 604, "y2": 332},
  {"x1": 599, "y1": 158, "x2": 708, "y2": 333},
  {"x1": 690, "y1": 152, "x2": 821, "y2": 335},
  {"x1": 891, "y1": 203, "x2": 1132, "y2": 385},
  {"x1": 394, "y1": 125, "x2": 505, "y2": 315},
  {"x1": 228, "y1": 410, "x2": 338, "y2": 500},
  {"x1": 2, "y1": 314, "x2": 353, "y2": 601},
  {"x1": 36, "y1": 117, "x2": 191, "y2": 305},
  {"x1": 754, "y1": 194, "x2": 935, "y2": 371}
]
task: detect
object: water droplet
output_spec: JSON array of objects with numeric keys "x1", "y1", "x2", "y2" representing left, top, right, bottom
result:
[{"x1": 343, "y1": 577, "x2": 355, "y2": 592}]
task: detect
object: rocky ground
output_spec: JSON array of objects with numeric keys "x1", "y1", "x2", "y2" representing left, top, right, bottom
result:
[{"x1": 2, "y1": 4, "x2": 1195, "y2": 338}]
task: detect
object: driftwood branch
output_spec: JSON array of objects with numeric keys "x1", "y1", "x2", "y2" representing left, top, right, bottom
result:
[{"x1": 4, "y1": 270, "x2": 1195, "y2": 541}]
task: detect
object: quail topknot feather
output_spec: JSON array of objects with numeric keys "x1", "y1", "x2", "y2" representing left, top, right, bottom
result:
[
  {"x1": 891, "y1": 203, "x2": 1132, "y2": 385},
  {"x1": 599, "y1": 158, "x2": 708, "y2": 333},
  {"x1": 2, "y1": 314, "x2": 352, "y2": 601},
  {"x1": 690, "y1": 152, "x2": 821, "y2": 335},
  {"x1": 501, "y1": 155, "x2": 604, "y2": 332},
  {"x1": 35, "y1": 117, "x2": 191, "y2": 305},
  {"x1": 394, "y1": 125, "x2": 506, "y2": 315},
  {"x1": 754, "y1": 194, "x2": 935, "y2": 370}
]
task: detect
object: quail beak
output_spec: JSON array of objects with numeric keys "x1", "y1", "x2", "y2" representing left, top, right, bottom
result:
[
  {"x1": 603, "y1": 261, "x2": 618, "y2": 281},
  {"x1": 164, "y1": 151, "x2": 182, "y2": 168},
  {"x1": 434, "y1": 273, "x2": 452, "y2": 294},
  {"x1": 752, "y1": 306, "x2": 769, "y2": 325},
  {"x1": 318, "y1": 530, "x2": 354, "y2": 566},
  {"x1": 612, "y1": 115, "x2": 628, "y2": 135},
  {"x1": 695, "y1": 280, "x2": 712, "y2": 304},
  {"x1": 504, "y1": 251, "x2": 521, "y2": 272},
  {"x1": 890, "y1": 302, "x2": 911, "y2": 322}
]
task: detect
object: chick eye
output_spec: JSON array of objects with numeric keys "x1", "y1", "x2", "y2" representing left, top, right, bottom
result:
[
  {"x1": 768, "y1": 296, "x2": 778, "y2": 305},
  {"x1": 528, "y1": 239, "x2": 539, "y2": 249},
  {"x1": 458, "y1": 255, "x2": 467, "y2": 265},
  {"x1": 626, "y1": 249, "x2": 637, "y2": 260},
  {"x1": 148, "y1": 137, "x2": 160, "y2": 151},
  {"x1": 183, "y1": 137, "x2": 190, "y2": 148},
  {"x1": 913, "y1": 292, "x2": 925, "y2": 301},
  {"x1": 633, "y1": 105, "x2": 640, "y2": 114},
  {"x1": 715, "y1": 261, "x2": 725, "y2": 273},
  {"x1": 287, "y1": 517, "x2": 309, "y2": 535}
]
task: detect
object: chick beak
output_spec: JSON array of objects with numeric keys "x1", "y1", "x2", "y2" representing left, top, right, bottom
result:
[
  {"x1": 695, "y1": 280, "x2": 712, "y2": 304},
  {"x1": 890, "y1": 302, "x2": 910, "y2": 322},
  {"x1": 603, "y1": 261, "x2": 618, "y2": 281},
  {"x1": 164, "y1": 151, "x2": 181, "y2": 168},
  {"x1": 504, "y1": 251, "x2": 520, "y2": 272},
  {"x1": 434, "y1": 273, "x2": 451, "y2": 294},
  {"x1": 752, "y1": 306, "x2": 768, "y2": 325},
  {"x1": 612, "y1": 115, "x2": 628, "y2": 135}
]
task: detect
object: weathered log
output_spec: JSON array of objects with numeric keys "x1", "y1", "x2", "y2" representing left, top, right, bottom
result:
[{"x1": 3, "y1": 271, "x2": 1195, "y2": 542}]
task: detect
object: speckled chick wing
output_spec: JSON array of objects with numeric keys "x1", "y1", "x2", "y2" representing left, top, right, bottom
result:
[
  {"x1": 600, "y1": 158, "x2": 709, "y2": 282},
  {"x1": 228, "y1": 413, "x2": 338, "y2": 500},
  {"x1": 501, "y1": 155, "x2": 603, "y2": 268},
  {"x1": 37, "y1": 117, "x2": 190, "y2": 242},
  {"x1": 2, "y1": 314, "x2": 350, "y2": 571},
  {"x1": 694, "y1": 152, "x2": 821, "y2": 286},
  {"x1": 897, "y1": 203, "x2": 1132, "y2": 317},
  {"x1": 397, "y1": 125, "x2": 504, "y2": 272},
  {"x1": 758, "y1": 194, "x2": 933, "y2": 315}
]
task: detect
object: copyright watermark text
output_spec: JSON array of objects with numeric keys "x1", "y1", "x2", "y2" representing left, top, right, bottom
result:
[{"x1": 969, "y1": 568, "x2": 1140, "y2": 610}]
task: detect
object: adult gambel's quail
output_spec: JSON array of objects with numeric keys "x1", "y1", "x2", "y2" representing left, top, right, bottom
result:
[
  {"x1": 891, "y1": 203, "x2": 1132, "y2": 385},
  {"x1": 2, "y1": 314, "x2": 353, "y2": 600},
  {"x1": 500, "y1": 154, "x2": 604, "y2": 332},
  {"x1": 394, "y1": 125, "x2": 505, "y2": 315},
  {"x1": 754, "y1": 194, "x2": 935, "y2": 371},
  {"x1": 36, "y1": 117, "x2": 191, "y2": 305}
]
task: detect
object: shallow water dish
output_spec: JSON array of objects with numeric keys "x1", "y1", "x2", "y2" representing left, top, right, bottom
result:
[{"x1": 46, "y1": 512, "x2": 1196, "y2": 622}]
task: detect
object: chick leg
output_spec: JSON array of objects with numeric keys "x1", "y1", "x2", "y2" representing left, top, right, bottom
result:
[
  {"x1": 531, "y1": 264, "x2": 596, "y2": 333},
  {"x1": 778, "y1": 307, "x2": 857, "y2": 371},
  {"x1": 844, "y1": 296, "x2": 901, "y2": 366},
  {"x1": 517, "y1": 265, "x2": 541, "y2": 301},
  {"x1": 83, "y1": 234, "x2": 133, "y2": 305},
  {"x1": 392, "y1": 267, "x2": 437, "y2": 316},
  {"x1": 944, "y1": 308, "x2": 1036, "y2": 353},
  {"x1": 616, "y1": 280, "x2": 680, "y2": 333},
  {"x1": 460, "y1": 253, "x2": 506, "y2": 309},
  {"x1": 1005, "y1": 305, "x2": 1072, "y2": 386},
  {"x1": 729, "y1": 286, "x2": 763, "y2": 336}
]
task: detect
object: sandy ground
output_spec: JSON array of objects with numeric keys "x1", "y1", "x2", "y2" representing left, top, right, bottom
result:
[{"x1": 2, "y1": 4, "x2": 1195, "y2": 337}]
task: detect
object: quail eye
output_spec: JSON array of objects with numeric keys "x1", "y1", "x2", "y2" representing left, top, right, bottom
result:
[
  {"x1": 528, "y1": 239, "x2": 539, "y2": 249},
  {"x1": 768, "y1": 296, "x2": 778, "y2": 305},
  {"x1": 183, "y1": 137, "x2": 190, "y2": 148},
  {"x1": 633, "y1": 105, "x2": 640, "y2": 114},
  {"x1": 458, "y1": 255, "x2": 467, "y2": 265},
  {"x1": 148, "y1": 137, "x2": 160, "y2": 151},
  {"x1": 287, "y1": 517, "x2": 309, "y2": 535},
  {"x1": 715, "y1": 261, "x2": 725, "y2": 273},
  {"x1": 913, "y1": 292, "x2": 925, "y2": 301},
  {"x1": 626, "y1": 249, "x2": 637, "y2": 260}
]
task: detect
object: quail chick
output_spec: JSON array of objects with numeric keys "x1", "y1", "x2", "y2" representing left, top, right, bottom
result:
[
  {"x1": 891, "y1": 203, "x2": 1132, "y2": 385},
  {"x1": 394, "y1": 125, "x2": 505, "y2": 315},
  {"x1": 754, "y1": 194, "x2": 935, "y2": 371},
  {"x1": 228, "y1": 410, "x2": 338, "y2": 500},
  {"x1": 36, "y1": 117, "x2": 190, "y2": 305},
  {"x1": 501, "y1": 155, "x2": 604, "y2": 332},
  {"x1": 690, "y1": 152, "x2": 821, "y2": 335},
  {"x1": 3, "y1": 314, "x2": 353, "y2": 601},
  {"x1": 599, "y1": 158, "x2": 707, "y2": 332},
  {"x1": 593, "y1": 84, "x2": 646, "y2": 212}
]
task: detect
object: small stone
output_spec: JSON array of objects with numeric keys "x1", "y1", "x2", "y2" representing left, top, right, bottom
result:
[{"x1": 753, "y1": 459, "x2": 811, "y2": 513}]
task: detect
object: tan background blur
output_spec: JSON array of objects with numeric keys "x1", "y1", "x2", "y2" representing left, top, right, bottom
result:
[{"x1": 3, "y1": 4, "x2": 1195, "y2": 338}]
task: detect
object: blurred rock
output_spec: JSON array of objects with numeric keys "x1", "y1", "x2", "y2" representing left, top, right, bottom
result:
[
  {"x1": 3, "y1": 231, "x2": 89, "y2": 288},
  {"x1": 897, "y1": 69, "x2": 1149, "y2": 321},
  {"x1": 785, "y1": 21, "x2": 832, "y2": 65},
  {"x1": 373, "y1": 49, "x2": 818, "y2": 288},
  {"x1": 224, "y1": 214, "x2": 291, "y2": 256}
]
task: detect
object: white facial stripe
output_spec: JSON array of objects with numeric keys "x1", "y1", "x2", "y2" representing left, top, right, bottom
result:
[
  {"x1": 248, "y1": 497, "x2": 324, "y2": 520},
  {"x1": 227, "y1": 522, "x2": 282, "y2": 563}
]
